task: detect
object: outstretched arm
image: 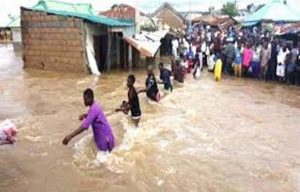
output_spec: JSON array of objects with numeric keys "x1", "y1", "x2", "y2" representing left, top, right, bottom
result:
[
  {"x1": 138, "y1": 83, "x2": 152, "y2": 94},
  {"x1": 115, "y1": 102, "x2": 130, "y2": 113},
  {"x1": 116, "y1": 89, "x2": 134, "y2": 113},
  {"x1": 138, "y1": 88, "x2": 148, "y2": 94},
  {"x1": 63, "y1": 108, "x2": 97, "y2": 146},
  {"x1": 62, "y1": 126, "x2": 86, "y2": 145},
  {"x1": 79, "y1": 113, "x2": 87, "y2": 121},
  {"x1": 116, "y1": 105, "x2": 130, "y2": 113}
]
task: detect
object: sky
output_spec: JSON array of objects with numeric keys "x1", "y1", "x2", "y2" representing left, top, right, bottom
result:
[{"x1": 1, "y1": 0, "x2": 300, "y2": 25}]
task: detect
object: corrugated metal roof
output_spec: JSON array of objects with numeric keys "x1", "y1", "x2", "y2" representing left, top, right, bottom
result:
[
  {"x1": 275, "y1": 22, "x2": 300, "y2": 35},
  {"x1": 32, "y1": 0, "x2": 96, "y2": 15},
  {"x1": 7, "y1": 16, "x2": 20, "y2": 28},
  {"x1": 123, "y1": 30, "x2": 168, "y2": 57},
  {"x1": 23, "y1": 0, "x2": 134, "y2": 27},
  {"x1": 244, "y1": 0, "x2": 300, "y2": 23}
]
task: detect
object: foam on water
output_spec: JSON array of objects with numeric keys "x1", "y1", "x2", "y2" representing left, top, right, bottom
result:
[{"x1": 72, "y1": 116, "x2": 176, "y2": 174}]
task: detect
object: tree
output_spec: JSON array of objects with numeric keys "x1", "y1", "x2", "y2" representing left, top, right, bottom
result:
[{"x1": 221, "y1": 2, "x2": 239, "y2": 18}]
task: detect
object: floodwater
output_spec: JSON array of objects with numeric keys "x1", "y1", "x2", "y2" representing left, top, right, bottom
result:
[{"x1": 1, "y1": 45, "x2": 300, "y2": 192}]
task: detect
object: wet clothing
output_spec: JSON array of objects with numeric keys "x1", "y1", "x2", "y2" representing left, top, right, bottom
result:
[
  {"x1": 174, "y1": 65, "x2": 185, "y2": 83},
  {"x1": 82, "y1": 102, "x2": 115, "y2": 152},
  {"x1": 160, "y1": 68, "x2": 173, "y2": 91},
  {"x1": 128, "y1": 87, "x2": 141, "y2": 118},
  {"x1": 146, "y1": 74, "x2": 160, "y2": 101}
]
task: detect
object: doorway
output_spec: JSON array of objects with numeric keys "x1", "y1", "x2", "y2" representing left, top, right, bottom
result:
[{"x1": 94, "y1": 34, "x2": 108, "y2": 73}]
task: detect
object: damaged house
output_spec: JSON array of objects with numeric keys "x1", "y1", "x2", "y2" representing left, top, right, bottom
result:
[{"x1": 21, "y1": 0, "x2": 135, "y2": 74}]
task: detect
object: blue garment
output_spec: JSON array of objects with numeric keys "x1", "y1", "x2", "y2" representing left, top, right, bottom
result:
[
  {"x1": 186, "y1": 50, "x2": 194, "y2": 59},
  {"x1": 160, "y1": 68, "x2": 173, "y2": 91},
  {"x1": 287, "y1": 63, "x2": 295, "y2": 73},
  {"x1": 146, "y1": 74, "x2": 159, "y2": 101},
  {"x1": 234, "y1": 48, "x2": 242, "y2": 65},
  {"x1": 251, "y1": 61, "x2": 260, "y2": 78}
]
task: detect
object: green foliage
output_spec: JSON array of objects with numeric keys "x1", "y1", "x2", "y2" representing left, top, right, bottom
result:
[{"x1": 221, "y1": 2, "x2": 239, "y2": 17}]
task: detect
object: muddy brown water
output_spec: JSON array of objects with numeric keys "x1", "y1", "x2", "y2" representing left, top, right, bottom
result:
[{"x1": 1, "y1": 45, "x2": 300, "y2": 192}]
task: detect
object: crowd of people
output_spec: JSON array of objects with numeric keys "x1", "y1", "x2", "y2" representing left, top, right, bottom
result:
[
  {"x1": 58, "y1": 24, "x2": 300, "y2": 153},
  {"x1": 170, "y1": 25, "x2": 300, "y2": 85}
]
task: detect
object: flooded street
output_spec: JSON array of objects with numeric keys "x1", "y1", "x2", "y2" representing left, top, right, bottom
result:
[{"x1": 1, "y1": 45, "x2": 300, "y2": 192}]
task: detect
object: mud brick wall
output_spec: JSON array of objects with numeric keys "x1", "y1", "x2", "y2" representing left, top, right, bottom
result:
[{"x1": 21, "y1": 9, "x2": 88, "y2": 73}]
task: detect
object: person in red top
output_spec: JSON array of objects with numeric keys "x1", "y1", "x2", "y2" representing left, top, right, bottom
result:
[{"x1": 242, "y1": 42, "x2": 254, "y2": 77}]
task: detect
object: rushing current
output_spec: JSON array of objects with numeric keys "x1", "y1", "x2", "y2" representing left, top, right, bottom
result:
[{"x1": 1, "y1": 45, "x2": 300, "y2": 192}]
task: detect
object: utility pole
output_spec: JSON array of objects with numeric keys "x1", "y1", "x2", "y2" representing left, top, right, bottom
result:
[
  {"x1": 189, "y1": 0, "x2": 192, "y2": 27},
  {"x1": 135, "y1": 0, "x2": 140, "y2": 34},
  {"x1": 210, "y1": 0, "x2": 212, "y2": 17}
]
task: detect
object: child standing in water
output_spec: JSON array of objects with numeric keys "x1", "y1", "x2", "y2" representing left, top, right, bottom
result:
[
  {"x1": 62, "y1": 88, "x2": 115, "y2": 152},
  {"x1": 115, "y1": 75, "x2": 142, "y2": 127}
]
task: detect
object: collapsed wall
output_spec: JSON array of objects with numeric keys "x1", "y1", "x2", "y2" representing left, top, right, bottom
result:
[{"x1": 21, "y1": 9, "x2": 88, "y2": 73}]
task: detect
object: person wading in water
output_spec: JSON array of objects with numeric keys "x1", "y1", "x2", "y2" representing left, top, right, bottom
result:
[
  {"x1": 62, "y1": 89, "x2": 115, "y2": 152},
  {"x1": 138, "y1": 65, "x2": 160, "y2": 102},
  {"x1": 115, "y1": 75, "x2": 142, "y2": 127}
]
